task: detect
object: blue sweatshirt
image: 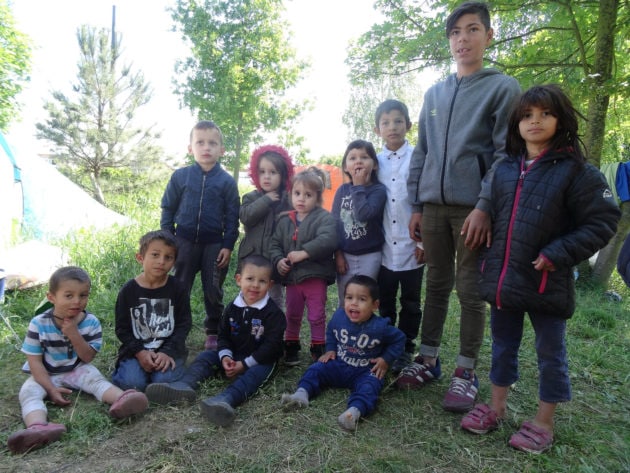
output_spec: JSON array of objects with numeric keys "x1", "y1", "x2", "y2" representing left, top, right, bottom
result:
[{"x1": 325, "y1": 307, "x2": 405, "y2": 368}]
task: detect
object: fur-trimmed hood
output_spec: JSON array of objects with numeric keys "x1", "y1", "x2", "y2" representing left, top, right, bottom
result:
[{"x1": 248, "y1": 145, "x2": 294, "y2": 192}]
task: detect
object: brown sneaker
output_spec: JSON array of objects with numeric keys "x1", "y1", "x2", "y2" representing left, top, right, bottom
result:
[
  {"x1": 7, "y1": 422, "x2": 66, "y2": 454},
  {"x1": 109, "y1": 389, "x2": 149, "y2": 419}
]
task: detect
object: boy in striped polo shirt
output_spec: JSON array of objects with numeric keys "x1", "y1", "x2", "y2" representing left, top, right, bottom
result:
[{"x1": 7, "y1": 266, "x2": 148, "y2": 454}]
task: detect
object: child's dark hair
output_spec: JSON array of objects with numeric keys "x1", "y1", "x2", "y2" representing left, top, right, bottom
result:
[
  {"x1": 240, "y1": 254, "x2": 273, "y2": 276},
  {"x1": 342, "y1": 140, "x2": 380, "y2": 183},
  {"x1": 374, "y1": 99, "x2": 412, "y2": 130},
  {"x1": 138, "y1": 230, "x2": 178, "y2": 258},
  {"x1": 49, "y1": 266, "x2": 91, "y2": 293},
  {"x1": 292, "y1": 167, "x2": 326, "y2": 205},
  {"x1": 345, "y1": 275, "x2": 380, "y2": 301},
  {"x1": 190, "y1": 120, "x2": 224, "y2": 145},
  {"x1": 248, "y1": 145, "x2": 295, "y2": 192},
  {"x1": 446, "y1": 2, "x2": 491, "y2": 38},
  {"x1": 506, "y1": 84, "x2": 586, "y2": 163}
]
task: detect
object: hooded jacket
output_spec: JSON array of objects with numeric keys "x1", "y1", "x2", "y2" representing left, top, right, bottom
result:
[
  {"x1": 479, "y1": 150, "x2": 620, "y2": 318},
  {"x1": 238, "y1": 145, "x2": 294, "y2": 263},
  {"x1": 408, "y1": 68, "x2": 521, "y2": 213}
]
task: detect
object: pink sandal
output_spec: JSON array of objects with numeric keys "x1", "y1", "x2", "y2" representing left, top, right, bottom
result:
[{"x1": 509, "y1": 421, "x2": 553, "y2": 454}]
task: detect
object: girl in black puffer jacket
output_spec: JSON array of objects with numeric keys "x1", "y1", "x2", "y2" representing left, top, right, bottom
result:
[{"x1": 460, "y1": 85, "x2": 620, "y2": 454}]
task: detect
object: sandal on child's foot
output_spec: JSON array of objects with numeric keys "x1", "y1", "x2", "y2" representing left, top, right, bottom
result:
[{"x1": 509, "y1": 421, "x2": 553, "y2": 454}]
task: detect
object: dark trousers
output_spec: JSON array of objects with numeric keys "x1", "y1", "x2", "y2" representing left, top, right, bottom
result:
[
  {"x1": 298, "y1": 358, "x2": 384, "y2": 416},
  {"x1": 174, "y1": 237, "x2": 227, "y2": 334},
  {"x1": 180, "y1": 350, "x2": 276, "y2": 407},
  {"x1": 377, "y1": 265, "x2": 424, "y2": 353}
]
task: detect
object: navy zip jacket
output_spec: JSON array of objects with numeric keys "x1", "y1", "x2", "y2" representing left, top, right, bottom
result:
[
  {"x1": 479, "y1": 150, "x2": 620, "y2": 318},
  {"x1": 160, "y1": 162, "x2": 240, "y2": 248}
]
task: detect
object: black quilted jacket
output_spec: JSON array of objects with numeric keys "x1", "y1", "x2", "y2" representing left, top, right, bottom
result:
[{"x1": 479, "y1": 150, "x2": 620, "y2": 318}]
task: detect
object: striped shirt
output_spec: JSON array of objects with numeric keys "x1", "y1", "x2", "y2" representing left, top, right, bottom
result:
[{"x1": 21, "y1": 309, "x2": 102, "y2": 374}]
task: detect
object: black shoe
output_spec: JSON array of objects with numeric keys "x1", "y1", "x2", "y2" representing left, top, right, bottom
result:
[
  {"x1": 310, "y1": 343, "x2": 325, "y2": 362},
  {"x1": 200, "y1": 397, "x2": 236, "y2": 427},
  {"x1": 284, "y1": 340, "x2": 301, "y2": 366},
  {"x1": 145, "y1": 382, "x2": 196, "y2": 405}
]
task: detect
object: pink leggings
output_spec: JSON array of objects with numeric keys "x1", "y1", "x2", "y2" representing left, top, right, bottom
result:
[{"x1": 284, "y1": 278, "x2": 327, "y2": 344}]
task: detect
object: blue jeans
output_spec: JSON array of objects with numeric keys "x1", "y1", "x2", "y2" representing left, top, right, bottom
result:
[
  {"x1": 490, "y1": 307, "x2": 571, "y2": 403},
  {"x1": 180, "y1": 350, "x2": 276, "y2": 407},
  {"x1": 298, "y1": 358, "x2": 384, "y2": 416},
  {"x1": 377, "y1": 265, "x2": 424, "y2": 353},
  {"x1": 174, "y1": 237, "x2": 228, "y2": 334},
  {"x1": 112, "y1": 356, "x2": 187, "y2": 391}
]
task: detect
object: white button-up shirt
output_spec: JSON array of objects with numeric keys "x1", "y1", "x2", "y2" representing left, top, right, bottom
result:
[{"x1": 377, "y1": 141, "x2": 420, "y2": 271}]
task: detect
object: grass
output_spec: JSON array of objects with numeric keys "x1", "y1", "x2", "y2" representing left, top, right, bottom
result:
[{"x1": 1, "y1": 184, "x2": 629, "y2": 472}]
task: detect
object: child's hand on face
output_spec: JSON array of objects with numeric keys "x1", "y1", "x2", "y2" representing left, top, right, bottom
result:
[
  {"x1": 370, "y1": 357, "x2": 389, "y2": 379},
  {"x1": 60, "y1": 316, "x2": 79, "y2": 337},
  {"x1": 265, "y1": 190, "x2": 280, "y2": 202},
  {"x1": 49, "y1": 386, "x2": 73, "y2": 406},
  {"x1": 352, "y1": 168, "x2": 369, "y2": 186},
  {"x1": 319, "y1": 350, "x2": 336, "y2": 363}
]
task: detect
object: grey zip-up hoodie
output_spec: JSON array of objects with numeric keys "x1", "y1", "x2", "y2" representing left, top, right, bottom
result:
[{"x1": 407, "y1": 68, "x2": 520, "y2": 213}]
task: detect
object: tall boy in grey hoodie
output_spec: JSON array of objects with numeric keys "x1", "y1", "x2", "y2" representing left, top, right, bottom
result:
[{"x1": 400, "y1": 2, "x2": 520, "y2": 413}]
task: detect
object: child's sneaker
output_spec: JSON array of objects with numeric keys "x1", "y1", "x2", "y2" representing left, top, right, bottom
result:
[
  {"x1": 395, "y1": 356, "x2": 441, "y2": 389},
  {"x1": 509, "y1": 421, "x2": 553, "y2": 454},
  {"x1": 109, "y1": 389, "x2": 149, "y2": 419},
  {"x1": 7, "y1": 422, "x2": 66, "y2": 454},
  {"x1": 204, "y1": 334, "x2": 218, "y2": 351},
  {"x1": 200, "y1": 396, "x2": 236, "y2": 427},
  {"x1": 461, "y1": 403, "x2": 501, "y2": 434},
  {"x1": 145, "y1": 382, "x2": 196, "y2": 405},
  {"x1": 442, "y1": 367, "x2": 478, "y2": 412}
]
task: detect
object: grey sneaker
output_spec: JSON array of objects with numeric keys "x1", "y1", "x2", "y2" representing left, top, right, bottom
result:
[{"x1": 145, "y1": 382, "x2": 196, "y2": 405}]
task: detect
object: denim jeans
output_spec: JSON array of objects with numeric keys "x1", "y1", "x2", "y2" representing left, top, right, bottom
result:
[
  {"x1": 490, "y1": 307, "x2": 571, "y2": 403},
  {"x1": 419, "y1": 203, "x2": 487, "y2": 369},
  {"x1": 377, "y1": 265, "x2": 424, "y2": 353},
  {"x1": 180, "y1": 350, "x2": 276, "y2": 407},
  {"x1": 112, "y1": 356, "x2": 187, "y2": 391},
  {"x1": 174, "y1": 237, "x2": 228, "y2": 334}
]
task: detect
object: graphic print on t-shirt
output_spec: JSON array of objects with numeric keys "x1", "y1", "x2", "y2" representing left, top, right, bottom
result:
[
  {"x1": 130, "y1": 297, "x2": 174, "y2": 350},
  {"x1": 340, "y1": 195, "x2": 367, "y2": 241}
]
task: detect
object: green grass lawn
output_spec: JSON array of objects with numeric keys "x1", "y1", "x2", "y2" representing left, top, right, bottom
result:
[{"x1": 1, "y1": 219, "x2": 629, "y2": 472}]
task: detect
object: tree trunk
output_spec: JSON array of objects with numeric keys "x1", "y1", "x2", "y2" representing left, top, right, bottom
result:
[
  {"x1": 593, "y1": 201, "x2": 630, "y2": 285},
  {"x1": 583, "y1": 0, "x2": 618, "y2": 168},
  {"x1": 90, "y1": 172, "x2": 106, "y2": 205},
  {"x1": 579, "y1": 0, "x2": 620, "y2": 286}
]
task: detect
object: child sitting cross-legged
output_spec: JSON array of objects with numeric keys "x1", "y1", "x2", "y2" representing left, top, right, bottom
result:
[
  {"x1": 281, "y1": 275, "x2": 405, "y2": 431},
  {"x1": 145, "y1": 255, "x2": 286, "y2": 427}
]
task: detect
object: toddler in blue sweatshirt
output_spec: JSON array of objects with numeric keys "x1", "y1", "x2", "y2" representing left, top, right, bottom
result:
[{"x1": 281, "y1": 275, "x2": 405, "y2": 431}]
